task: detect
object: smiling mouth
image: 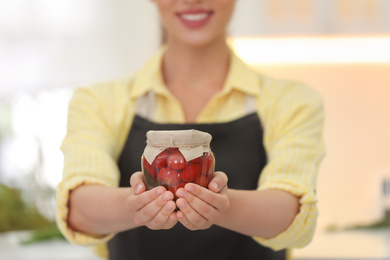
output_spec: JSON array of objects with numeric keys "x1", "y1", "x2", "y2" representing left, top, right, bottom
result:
[
  {"x1": 176, "y1": 10, "x2": 214, "y2": 29},
  {"x1": 180, "y1": 13, "x2": 210, "y2": 21}
]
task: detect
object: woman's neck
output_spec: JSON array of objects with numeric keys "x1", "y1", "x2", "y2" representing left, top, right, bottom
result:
[
  {"x1": 161, "y1": 37, "x2": 231, "y2": 122},
  {"x1": 162, "y1": 38, "x2": 230, "y2": 90}
]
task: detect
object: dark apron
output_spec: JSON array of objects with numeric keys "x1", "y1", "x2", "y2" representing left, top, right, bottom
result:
[{"x1": 107, "y1": 113, "x2": 286, "y2": 260}]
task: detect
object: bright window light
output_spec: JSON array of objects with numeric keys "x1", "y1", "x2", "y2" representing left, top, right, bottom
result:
[{"x1": 229, "y1": 36, "x2": 390, "y2": 64}]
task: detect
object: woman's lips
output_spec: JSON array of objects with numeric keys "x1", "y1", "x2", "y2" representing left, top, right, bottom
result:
[{"x1": 177, "y1": 10, "x2": 213, "y2": 29}]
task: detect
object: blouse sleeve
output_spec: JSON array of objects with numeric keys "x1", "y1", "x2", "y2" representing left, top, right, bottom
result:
[
  {"x1": 253, "y1": 81, "x2": 325, "y2": 250},
  {"x1": 56, "y1": 86, "x2": 120, "y2": 245}
]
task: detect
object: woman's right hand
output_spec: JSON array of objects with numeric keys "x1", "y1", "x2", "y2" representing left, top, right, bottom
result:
[{"x1": 126, "y1": 171, "x2": 178, "y2": 230}]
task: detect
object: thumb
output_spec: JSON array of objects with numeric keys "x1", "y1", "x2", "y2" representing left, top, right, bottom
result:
[
  {"x1": 130, "y1": 171, "x2": 146, "y2": 195},
  {"x1": 208, "y1": 171, "x2": 228, "y2": 193}
]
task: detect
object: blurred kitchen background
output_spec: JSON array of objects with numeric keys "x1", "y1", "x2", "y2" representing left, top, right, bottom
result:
[{"x1": 0, "y1": 0, "x2": 389, "y2": 259}]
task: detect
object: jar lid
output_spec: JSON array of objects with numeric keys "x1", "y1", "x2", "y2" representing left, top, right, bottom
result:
[{"x1": 143, "y1": 129, "x2": 212, "y2": 164}]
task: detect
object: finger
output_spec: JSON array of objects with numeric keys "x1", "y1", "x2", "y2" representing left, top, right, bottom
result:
[
  {"x1": 176, "y1": 188, "x2": 218, "y2": 221},
  {"x1": 176, "y1": 210, "x2": 197, "y2": 230},
  {"x1": 182, "y1": 183, "x2": 227, "y2": 210},
  {"x1": 130, "y1": 171, "x2": 146, "y2": 195},
  {"x1": 131, "y1": 186, "x2": 166, "y2": 211},
  {"x1": 164, "y1": 211, "x2": 179, "y2": 229},
  {"x1": 176, "y1": 198, "x2": 208, "y2": 228},
  {"x1": 145, "y1": 191, "x2": 176, "y2": 229},
  {"x1": 208, "y1": 171, "x2": 228, "y2": 193},
  {"x1": 150, "y1": 200, "x2": 178, "y2": 229},
  {"x1": 145, "y1": 193, "x2": 177, "y2": 228}
]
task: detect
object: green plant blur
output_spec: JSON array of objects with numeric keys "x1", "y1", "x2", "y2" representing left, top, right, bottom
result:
[
  {"x1": 0, "y1": 183, "x2": 64, "y2": 243},
  {"x1": 0, "y1": 183, "x2": 53, "y2": 232}
]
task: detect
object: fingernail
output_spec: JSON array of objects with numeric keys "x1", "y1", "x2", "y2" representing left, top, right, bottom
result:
[
  {"x1": 210, "y1": 182, "x2": 218, "y2": 190},
  {"x1": 177, "y1": 189, "x2": 187, "y2": 198},
  {"x1": 165, "y1": 202, "x2": 174, "y2": 211},
  {"x1": 163, "y1": 192, "x2": 171, "y2": 201},
  {"x1": 185, "y1": 184, "x2": 195, "y2": 192},
  {"x1": 177, "y1": 211, "x2": 184, "y2": 219},
  {"x1": 135, "y1": 184, "x2": 143, "y2": 194},
  {"x1": 156, "y1": 187, "x2": 164, "y2": 195},
  {"x1": 177, "y1": 199, "x2": 186, "y2": 208}
]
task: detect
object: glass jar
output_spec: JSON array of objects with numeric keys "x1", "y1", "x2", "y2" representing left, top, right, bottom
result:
[{"x1": 142, "y1": 130, "x2": 215, "y2": 197}]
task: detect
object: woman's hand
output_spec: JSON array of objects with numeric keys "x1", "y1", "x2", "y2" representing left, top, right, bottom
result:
[
  {"x1": 175, "y1": 171, "x2": 230, "y2": 230},
  {"x1": 126, "y1": 171, "x2": 178, "y2": 230}
]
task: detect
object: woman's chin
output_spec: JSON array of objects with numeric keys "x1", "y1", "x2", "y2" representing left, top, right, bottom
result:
[{"x1": 169, "y1": 34, "x2": 226, "y2": 49}]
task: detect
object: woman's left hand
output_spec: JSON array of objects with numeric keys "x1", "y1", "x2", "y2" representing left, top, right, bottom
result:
[{"x1": 175, "y1": 171, "x2": 230, "y2": 230}]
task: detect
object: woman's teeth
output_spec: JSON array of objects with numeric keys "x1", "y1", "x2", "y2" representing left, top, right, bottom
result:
[{"x1": 181, "y1": 13, "x2": 208, "y2": 21}]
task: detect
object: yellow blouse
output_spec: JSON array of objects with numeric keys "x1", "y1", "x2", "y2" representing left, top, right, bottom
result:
[{"x1": 56, "y1": 47, "x2": 325, "y2": 255}]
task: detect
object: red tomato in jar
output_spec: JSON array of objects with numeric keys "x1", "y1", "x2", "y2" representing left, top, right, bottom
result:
[
  {"x1": 143, "y1": 156, "x2": 156, "y2": 178},
  {"x1": 201, "y1": 153, "x2": 214, "y2": 176},
  {"x1": 168, "y1": 182, "x2": 186, "y2": 198},
  {"x1": 180, "y1": 163, "x2": 201, "y2": 182},
  {"x1": 168, "y1": 147, "x2": 179, "y2": 152},
  {"x1": 191, "y1": 156, "x2": 202, "y2": 163},
  {"x1": 158, "y1": 167, "x2": 181, "y2": 186},
  {"x1": 167, "y1": 150, "x2": 188, "y2": 170},
  {"x1": 152, "y1": 149, "x2": 169, "y2": 168},
  {"x1": 194, "y1": 175, "x2": 209, "y2": 188}
]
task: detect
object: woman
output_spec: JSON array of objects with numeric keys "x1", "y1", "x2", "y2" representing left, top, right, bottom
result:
[{"x1": 56, "y1": 0, "x2": 325, "y2": 259}]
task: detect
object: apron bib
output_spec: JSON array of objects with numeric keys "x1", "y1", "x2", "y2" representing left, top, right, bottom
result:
[{"x1": 107, "y1": 113, "x2": 286, "y2": 260}]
